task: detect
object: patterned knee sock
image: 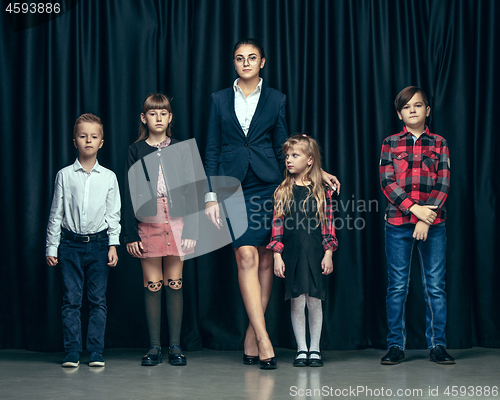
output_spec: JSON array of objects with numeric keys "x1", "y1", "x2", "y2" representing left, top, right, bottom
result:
[
  {"x1": 165, "y1": 284, "x2": 183, "y2": 349},
  {"x1": 144, "y1": 287, "x2": 162, "y2": 354}
]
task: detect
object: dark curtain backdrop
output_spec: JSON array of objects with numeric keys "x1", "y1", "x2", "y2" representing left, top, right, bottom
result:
[{"x1": 1, "y1": 0, "x2": 498, "y2": 352}]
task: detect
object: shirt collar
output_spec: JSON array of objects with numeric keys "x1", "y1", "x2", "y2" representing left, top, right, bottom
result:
[
  {"x1": 233, "y1": 78, "x2": 263, "y2": 94},
  {"x1": 73, "y1": 158, "x2": 101, "y2": 173},
  {"x1": 400, "y1": 125, "x2": 430, "y2": 138}
]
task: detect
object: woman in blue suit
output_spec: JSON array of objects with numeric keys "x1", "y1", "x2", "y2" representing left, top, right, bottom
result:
[{"x1": 205, "y1": 39, "x2": 340, "y2": 369}]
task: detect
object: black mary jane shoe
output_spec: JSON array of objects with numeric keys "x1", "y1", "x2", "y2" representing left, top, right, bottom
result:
[
  {"x1": 168, "y1": 345, "x2": 187, "y2": 366},
  {"x1": 308, "y1": 351, "x2": 323, "y2": 367},
  {"x1": 259, "y1": 357, "x2": 277, "y2": 370},
  {"x1": 141, "y1": 346, "x2": 162, "y2": 366},
  {"x1": 243, "y1": 354, "x2": 260, "y2": 365},
  {"x1": 293, "y1": 351, "x2": 309, "y2": 367}
]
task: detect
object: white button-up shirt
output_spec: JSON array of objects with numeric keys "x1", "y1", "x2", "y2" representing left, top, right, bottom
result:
[
  {"x1": 45, "y1": 158, "x2": 121, "y2": 257},
  {"x1": 233, "y1": 78, "x2": 263, "y2": 136}
]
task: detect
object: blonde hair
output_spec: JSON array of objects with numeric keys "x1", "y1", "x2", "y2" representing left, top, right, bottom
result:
[
  {"x1": 137, "y1": 93, "x2": 173, "y2": 142},
  {"x1": 273, "y1": 134, "x2": 327, "y2": 225},
  {"x1": 73, "y1": 113, "x2": 103, "y2": 139}
]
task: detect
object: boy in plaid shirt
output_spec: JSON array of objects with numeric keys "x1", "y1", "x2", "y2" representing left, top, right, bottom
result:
[{"x1": 379, "y1": 86, "x2": 454, "y2": 365}]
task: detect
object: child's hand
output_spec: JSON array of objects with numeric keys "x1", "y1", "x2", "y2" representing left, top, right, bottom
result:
[
  {"x1": 409, "y1": 204, "x2": 437, "y2": 225},
  {"x1": 108, "y1": 246, "x2": 118, "y2": 267},
  {"x1": 413, "y1": 221, "x2": 430, "y2": 241},
  {"x1": 321, "y1": 251, "x2": 333, "y2": 275},
  {"x1": 46, "y1": 256, "x2": 58, "y2": 266},
  {"x1": 273, "y1": 253, "x2": 285, "y2": 278},
  {"x1": 126, "y1": 241, "x2": 143, "y2": 257},
  {"x1": 181, "y1": 239, "x2": 196, "y2": 251}
]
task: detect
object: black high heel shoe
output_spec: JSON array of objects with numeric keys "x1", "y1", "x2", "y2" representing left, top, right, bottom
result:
[
  {"x1": 168, "y1": 345, "x2": 187, "y2": 366},
  {"x1": 259, "y1": 357, "x2": 277, "y2": 370},
  {"x1": 243, "y1": 354, "x2": 260, "y2": 365},
  {"x1": 141, "y1": 346, "x2": 162, "y2": 366}
]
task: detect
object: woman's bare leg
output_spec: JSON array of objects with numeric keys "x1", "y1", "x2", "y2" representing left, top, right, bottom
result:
[{"x1": 235, "y1": 246, "x2": 275, "y2": 360}]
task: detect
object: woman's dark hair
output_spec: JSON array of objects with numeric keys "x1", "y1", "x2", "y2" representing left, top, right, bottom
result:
[
  {"x1": 394, "y1": 86, "x2": 429, "y2": 112},
  {"x1": 233, "y1": 38, "x2": 266, "y2": 59}
]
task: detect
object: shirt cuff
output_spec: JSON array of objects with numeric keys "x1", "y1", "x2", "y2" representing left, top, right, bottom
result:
[
  {"x1": 46, "y1": 246, "x2": 58, "y2": 258},
  {"x1": 108, "y1": 235, "x2": 120, "y2": 247},
  {"x1": 266, "y1": 241, "x2": 284, "y2": 254},
  {"x1": 205, "y1": 192, "x2": 217, "y2": 203},
  {"x1": 400, "y1": 198, "x2": 415, "y2": 214}
]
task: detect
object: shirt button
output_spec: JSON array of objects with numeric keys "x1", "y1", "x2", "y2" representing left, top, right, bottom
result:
[
  {"x1": 167, "y1": 243, "x2": 171, "y2": 246},
  {"x1": 414, "y1": 169, "x2": 418, "y2": 172},
  {"x1": 245, "y1": 143, "x2": 249, "y2": 147},
  {"x1": 157, "y1": 153, "x2": 161, "y2": 156},
  {"x1": 166, "y1": 221, "x2": 169, "y2": 224}
]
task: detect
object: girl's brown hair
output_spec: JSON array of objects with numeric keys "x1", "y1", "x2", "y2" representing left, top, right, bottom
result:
[
  {"x1": 137, "y1": 93, "x2": 173, "y2": 142},
  {"x1": 273, "y1": 134, "x2": 327, "y2": 226}
]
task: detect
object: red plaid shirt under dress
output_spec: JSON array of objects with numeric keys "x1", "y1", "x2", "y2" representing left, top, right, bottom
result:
[
  {"x1": 267, "y1": 185, "x2": 338, "y2": 254},
  {"x1": 379, "y1": 126, "x2": 450, "y2": 225}
]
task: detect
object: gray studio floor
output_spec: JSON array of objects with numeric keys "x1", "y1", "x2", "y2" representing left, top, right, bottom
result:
[{"x1": 0, "y1": 347, "x2": 499, "y2": 400}]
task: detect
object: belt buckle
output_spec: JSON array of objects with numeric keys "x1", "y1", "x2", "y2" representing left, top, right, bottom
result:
[{"x1": 82, "y1": 235, "x2": 91, "y2": 243}]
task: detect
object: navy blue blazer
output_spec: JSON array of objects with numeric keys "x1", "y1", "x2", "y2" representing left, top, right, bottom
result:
[{"x1": 204, "y1": 84, "x2": 289, "y2": 186}]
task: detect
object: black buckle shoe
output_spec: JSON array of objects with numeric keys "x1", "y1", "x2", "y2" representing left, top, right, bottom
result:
[
  {"x1": 141, "y1": 346, "x2": 162, "y2": 366},
  {"x1": 308, "y1": 351, "x2": 323, "y2": 367},
  {"x1": 430, "y1": 345, "x2": 455, "y2": 364},
  {"x1": 168, "y1": 345, "x2": 187, "y2": 366},
  {"x1": 381, "y1": 346, "x2": 405, "y2": 365},
  {"x1": 293, "y1": 351, "x2": 308, "y2": 367},
  {"x1": 243, "y1": 354, "x2": 260, "y2": 365}
]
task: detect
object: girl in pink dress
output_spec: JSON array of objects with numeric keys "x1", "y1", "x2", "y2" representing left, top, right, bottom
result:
[{"x1": 123, "y1": 93, "x2": 197, "y2": 366}]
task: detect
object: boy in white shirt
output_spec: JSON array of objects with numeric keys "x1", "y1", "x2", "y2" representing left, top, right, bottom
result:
[{"x1": 46, "y1": 113, "x2": 121, "y2": 367}]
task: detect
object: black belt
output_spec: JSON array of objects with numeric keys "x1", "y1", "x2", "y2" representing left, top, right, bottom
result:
[{"x1": 61, "y1": 229, "x2": 108, "y2": 243}]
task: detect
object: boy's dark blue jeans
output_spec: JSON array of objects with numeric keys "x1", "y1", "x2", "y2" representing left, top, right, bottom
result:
[
  {"x1": 59, "y1": 233, "x2": 110, "y2": 353},
  {"x1": 385, "y1": 222, "x2": 447, "y2": 350}
]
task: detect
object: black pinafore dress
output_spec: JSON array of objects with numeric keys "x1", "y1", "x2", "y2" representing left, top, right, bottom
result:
[{"x1": 282, "y1": 185, "x2": 326, "y2": 301}]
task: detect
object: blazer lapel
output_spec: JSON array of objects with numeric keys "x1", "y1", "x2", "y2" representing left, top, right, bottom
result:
[
  {"x1": 247, "y1": 84, "x2": 270, "y2": 139},
  {"x1": 228, "y1": 89, "x2": 245, "y2": 136}
]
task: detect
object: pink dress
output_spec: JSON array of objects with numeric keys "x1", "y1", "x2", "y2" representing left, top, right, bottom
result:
[{"x1": 137, "y1": 137, "x2": 193, "y2": 258}]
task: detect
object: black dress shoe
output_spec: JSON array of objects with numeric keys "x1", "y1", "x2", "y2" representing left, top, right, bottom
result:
[
  {"x1": 381, "y1": 346, "x2": 405, "y2": 365},
  {"x1": 260, "y1": 357, "x2": 277, "y2": 370},
  {"x1": 141, "y1": 346, "x2": 162, "y2": 366},
  {"x1": 243, "y1": 354, "x2": 260, "y2": 365},
  {"x1": 430, "y1": 345, "x2": 455, "y2": 364},
  {"x1": 168, "y1": 345, "x2": 187, "y2": 366},
  {"x1": 308, "y1": 351, "x2": 323, "y2": 367},
  {"x1": 293, "y1": 351, "x2": 308, "y2": 367}
]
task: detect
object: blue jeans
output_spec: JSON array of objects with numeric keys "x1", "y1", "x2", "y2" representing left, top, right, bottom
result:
[
  {"x1": 385, "y1": 222, "x2": 447, "y2": 350},
  {"x1": 59, "y1": 235, "x2": 110, "y2": 353}
]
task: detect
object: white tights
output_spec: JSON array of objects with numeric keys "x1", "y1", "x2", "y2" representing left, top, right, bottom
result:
[{"x1": 290, "y1": 294, "x2": 323, "y2": 359}]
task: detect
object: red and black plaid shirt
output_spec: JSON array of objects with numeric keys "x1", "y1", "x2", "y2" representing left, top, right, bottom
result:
[
  {"x1": 267, "y1": 186, "x2": 338, "y2": 254},
  {"x1": 379, "y1": 126, "x2": 450, "y2": 225}
]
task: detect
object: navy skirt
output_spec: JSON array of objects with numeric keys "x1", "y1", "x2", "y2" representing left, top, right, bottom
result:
[{"x1": 227, "y1": 166, "x2": 278, "y2": 248}]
